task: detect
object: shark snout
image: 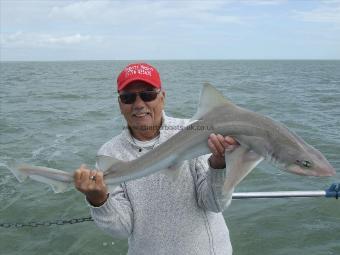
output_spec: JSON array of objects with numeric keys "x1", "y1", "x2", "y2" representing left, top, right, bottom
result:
[
  {"x1": 309, "y1": 161, "x2": 336, "y2": 177},
  {"x1": 318, "y1": 164, "x2": 336, "y2": 177},
  {"x1": 287, "y1": 161, "x2": 336, "y2": 177}
]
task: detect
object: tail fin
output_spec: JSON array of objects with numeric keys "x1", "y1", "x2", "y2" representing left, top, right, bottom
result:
[
  {"x1": 8, "y1": 163, "x2": 29, "y2": 182},
  {"x1": 8, "y1": 163, "x2": 73, "y2": 193}
]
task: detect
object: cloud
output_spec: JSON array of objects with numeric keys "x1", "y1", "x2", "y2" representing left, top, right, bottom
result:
[
  {"x1": 293, "y1": 1, "x2": 340, "y2": 24},
  {"x1": 1, "y1": 32, "x2": 100, "y2": 48},
  {"x1": 0, "y1": 0, "x2": 245, "y2": 58},
  {"x1": 48, "y1": 0, "x2": 243, "y2": 26},
  {"x1": 1, "y1": 0, "x2": 340, "y2": 60},
  {"x1": 44, "y1": 33, "x2": 92, "y2": 44},
  {"x1": 240, "y1": 0, "x2": 286, "y2": 5}
]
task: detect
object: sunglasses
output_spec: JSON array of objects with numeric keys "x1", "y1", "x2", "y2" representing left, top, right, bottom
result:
[{"x1": 119, "y1": 90, "x2": 161, "y2": 104}]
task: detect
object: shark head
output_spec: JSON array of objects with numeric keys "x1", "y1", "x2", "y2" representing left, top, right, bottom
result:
[
  {"x1": 195, "y1": 83, "x2": 336, "y2": 179},
  {"x1": 285, "y1": 145, "x2": 336, "y2": 177}
]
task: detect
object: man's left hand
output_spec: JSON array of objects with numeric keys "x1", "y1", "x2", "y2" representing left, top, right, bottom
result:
[{"x1": 208, "y1": 134, "x2": 239, "y2": 169}]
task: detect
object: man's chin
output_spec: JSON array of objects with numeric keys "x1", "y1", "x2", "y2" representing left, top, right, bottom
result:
[{"x1": 130, "y1": 122, "x2": 157, "y2": 132}]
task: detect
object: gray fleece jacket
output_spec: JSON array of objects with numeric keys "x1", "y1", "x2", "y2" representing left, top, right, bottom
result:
[{"x1": 88, "y1": 114, "x2": 233, "y2": 255}]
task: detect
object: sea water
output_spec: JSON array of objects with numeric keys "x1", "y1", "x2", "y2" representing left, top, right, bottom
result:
[{"x1": 1, "y1": 60, "x2": 339, "y2": 254}]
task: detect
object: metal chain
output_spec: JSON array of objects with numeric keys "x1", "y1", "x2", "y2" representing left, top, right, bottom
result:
[{"x1": 0, "y1": 216, "x2": 93, "y2": 228}]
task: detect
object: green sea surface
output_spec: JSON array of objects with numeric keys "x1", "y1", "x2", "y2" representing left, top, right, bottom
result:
[{"x1": 1, "y1": 60, "x2": 339, "y2": 254}]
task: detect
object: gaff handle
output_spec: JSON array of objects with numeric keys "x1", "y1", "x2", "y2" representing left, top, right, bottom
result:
[{"x1": 325, "y1": 183, "x2": 339, "y2": 199}]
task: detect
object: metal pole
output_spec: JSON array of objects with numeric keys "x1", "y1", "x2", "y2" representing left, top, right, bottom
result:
[
  {"x1": 231, "y1": 183, "x2": 339, "y2": 199},
  {"x1": 232, "y1": 191, "x2": 326, "y2": 199}
]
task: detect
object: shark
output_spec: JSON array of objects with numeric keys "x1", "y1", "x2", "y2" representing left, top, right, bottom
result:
[{"x1": 9, "y1": 83, "x2": 336, "y2": 195}]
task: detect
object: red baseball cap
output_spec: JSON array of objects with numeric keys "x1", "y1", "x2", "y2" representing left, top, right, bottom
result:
[{"x1": 117, "y1": 63, "x2": 162, "y2": 92}]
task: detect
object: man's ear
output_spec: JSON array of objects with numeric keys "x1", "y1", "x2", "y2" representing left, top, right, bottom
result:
[
  {"x1": 160, "y1": 90, "x2": 165, "y2": 107},
  {"x1": 161, "y1": 90, "x2": 165, "y2": 102},
  {"x1": 118, "y1": 98, "x2": 123, "y2": 114}
]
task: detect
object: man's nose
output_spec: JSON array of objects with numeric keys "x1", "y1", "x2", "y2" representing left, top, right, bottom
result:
[{"x1": 133, "y1": 94, "x2": 146, "y2": 108}]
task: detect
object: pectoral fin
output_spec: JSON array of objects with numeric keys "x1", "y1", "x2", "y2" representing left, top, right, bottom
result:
[{"x1": 223, "y1": 146, "x2": 263, "y2": 195}]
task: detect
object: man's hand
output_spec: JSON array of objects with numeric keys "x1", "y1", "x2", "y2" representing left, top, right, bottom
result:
[
  {"x1": 74, "y1": 164, "x2": 109, "y2": 206},
  {"x1": 208, "y1": 134, "x2": 239, "y2": 169}
]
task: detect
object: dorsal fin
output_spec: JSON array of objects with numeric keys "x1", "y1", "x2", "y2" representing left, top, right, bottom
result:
[{"x1": 191, "y1": 83, "x2": 237, "y2": 121}]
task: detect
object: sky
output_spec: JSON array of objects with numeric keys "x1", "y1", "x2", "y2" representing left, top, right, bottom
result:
[{"x1": 1, "y1": 0, "x2": 340, "y2": 61}]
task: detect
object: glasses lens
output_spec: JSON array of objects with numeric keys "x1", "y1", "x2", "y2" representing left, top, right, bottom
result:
[
  {"x1": 119, "y1": 90, "x2": 159, "y2": 104},
  {"x1": 140, "y1": 91, "x2": 159, "y2": 102},
  {"x1": 119, "y1": 93, "x2": 136, "y2": 104}
]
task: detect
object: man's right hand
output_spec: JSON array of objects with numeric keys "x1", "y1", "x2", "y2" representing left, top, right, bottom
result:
[{"x1": 74, "y1": 164, "x2": 109, "y2": 207}]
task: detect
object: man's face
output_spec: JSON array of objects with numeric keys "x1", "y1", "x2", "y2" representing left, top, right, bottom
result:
[{"x1": 118, "y1": 81, "x2": 165, "y2": 137}]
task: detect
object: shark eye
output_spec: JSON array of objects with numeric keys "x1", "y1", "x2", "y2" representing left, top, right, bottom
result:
[
  {"x1": 296, "y1": 160, "x2": 312, "y2": 168},
  {"x1": 303, "y1": 161, "x2": 312, "y2": 168}
]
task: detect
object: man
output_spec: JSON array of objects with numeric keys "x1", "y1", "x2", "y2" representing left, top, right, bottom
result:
[{"x1": 74, "y1": 63, "x2": 238, "y2": 254}]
